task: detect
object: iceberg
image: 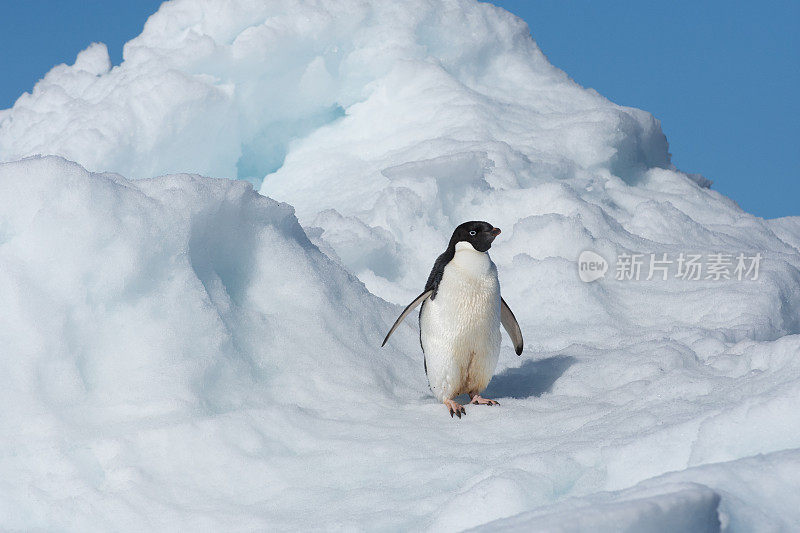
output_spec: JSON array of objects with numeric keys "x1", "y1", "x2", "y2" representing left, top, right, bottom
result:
[{"x1": 1, "y1": 0, "x2": 799, "y2": 530}]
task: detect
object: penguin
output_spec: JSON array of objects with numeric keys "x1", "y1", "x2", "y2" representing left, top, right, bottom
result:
[{"x1": 382, "y1": 221, "x2": 523, "y2": 418}]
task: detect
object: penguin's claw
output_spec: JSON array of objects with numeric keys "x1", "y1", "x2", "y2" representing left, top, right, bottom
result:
[
  {"x1": 469, "y1": 395, "x2": 499, "y2": 406},
  {"x1": 444, "y1": 399, "x2": 466, "y2": 419}
]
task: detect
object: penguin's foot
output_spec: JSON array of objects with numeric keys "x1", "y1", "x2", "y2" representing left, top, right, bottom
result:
[
  {"x1": 443, "y1": 399, "x2": 466, "y2": 419},
  {"x1": 469, "y1": 395, "x2": 499, "y2": 406}
]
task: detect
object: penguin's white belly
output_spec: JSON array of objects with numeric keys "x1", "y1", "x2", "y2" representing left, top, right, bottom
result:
[{"x1": 420, "y1": 252, "x2": 501, "y2": 402}]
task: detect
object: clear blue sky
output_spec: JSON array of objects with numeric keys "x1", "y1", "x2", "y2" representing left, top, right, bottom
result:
[
  {"x1": 491, "y1": 0, "x2": 799, "y2": 220},
  {"x1": 1, "y1": 1, "x2": 797, "y2": 218}
]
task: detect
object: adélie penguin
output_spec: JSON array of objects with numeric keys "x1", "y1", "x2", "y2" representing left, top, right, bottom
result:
[{"x1": 382, "y1": 221, "x2": 523, "y2": 418}]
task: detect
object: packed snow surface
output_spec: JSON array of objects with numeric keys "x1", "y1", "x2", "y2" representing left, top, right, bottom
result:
[{"x1": 1, "y1": 0, "x2": 800, "y2": 531}]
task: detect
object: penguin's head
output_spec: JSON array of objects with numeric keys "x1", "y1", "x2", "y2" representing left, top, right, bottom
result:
[{"x1": 450, "y1": 221, "x2": 501, "y2": 253}]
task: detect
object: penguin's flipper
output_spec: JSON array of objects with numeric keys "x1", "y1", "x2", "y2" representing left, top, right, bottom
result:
[
  {"x1": 500, "y1": 297, "x2": 524, "y2": 355},
  {"x1": 381, "y1": 289, "x2": 434, "y2": 347}
]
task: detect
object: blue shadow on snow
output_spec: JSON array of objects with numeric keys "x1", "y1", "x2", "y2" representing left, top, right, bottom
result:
[{"x1": 482, "y1": 355, "x2": 575, "y2": 400}]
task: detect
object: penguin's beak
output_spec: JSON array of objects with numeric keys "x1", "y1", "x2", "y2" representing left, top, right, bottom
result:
[{"x1": 490, "y1": 227, "x2": 501, "y2": 237}]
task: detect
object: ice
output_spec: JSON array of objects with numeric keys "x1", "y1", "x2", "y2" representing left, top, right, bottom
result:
[
  {"x1": 0, "y1": 0, "x2": 664, "y2": 186},
  {"x1": 480, "y1": 449, "x2": 800, "y2": 532},
  {"x1": 1, "y1": 0, "x2": 800, "y2": 530},
  {"x1": 0, "y1": 155, "x2": 421, "y2": 529},
  {"x1": 473, "y1": 485, "x2": 722, "y2": 533}
]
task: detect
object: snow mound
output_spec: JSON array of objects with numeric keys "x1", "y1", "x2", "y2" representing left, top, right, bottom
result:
[
  {"x1": 0, "y1": 0, "x2": 664, "y2": 185},
  {"x1": 479, "y1": 449, "x2": 800, "y2": 533},
  {"x1": 2, "y1": 162, "x2": 798, "y2": 530},
  {"x1": 473, "y1": 485, "x2": 721, "y2": 533},
  {"x1": 0, "y1": 156, "x2": 421, "y2": 528}
]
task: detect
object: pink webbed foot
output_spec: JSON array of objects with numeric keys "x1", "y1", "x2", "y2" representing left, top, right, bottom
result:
[
  {"x1": 443, "y1": 399, "x2": 466, "y2": 418},
  {"x1": 469, "y1": 395, "x2": 499, "y2": 406}
]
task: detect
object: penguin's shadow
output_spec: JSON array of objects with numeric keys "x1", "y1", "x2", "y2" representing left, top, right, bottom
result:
[{"x1": 482, "y1": 355, "x2": 575, "y2": 400}]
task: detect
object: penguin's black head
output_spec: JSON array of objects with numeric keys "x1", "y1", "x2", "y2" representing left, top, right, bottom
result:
[{"x1": 450, "y1": 221, "x2": 501, "y2": 252}]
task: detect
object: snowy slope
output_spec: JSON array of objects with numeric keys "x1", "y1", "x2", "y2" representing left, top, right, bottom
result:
[
  {"x1": 0, "y1": 155, "x2": 425, "y2": 529},
  {"x1": 1, "y1": 0, "x2": 800, "y2": 531}
]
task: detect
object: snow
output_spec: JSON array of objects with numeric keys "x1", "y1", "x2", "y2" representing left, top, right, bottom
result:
[
  {"x1": 0, "y1": 155, "x2": 421, "y2": 530},
  {"x1": 473, "y1": 485, "x2": 722, "y2": 533},
  {"x1": 1, "y1": 0, "x2": 800, "y2": 531},
  {"x1": 478, "y1": 449, "x2": 800, "y2": 532}
]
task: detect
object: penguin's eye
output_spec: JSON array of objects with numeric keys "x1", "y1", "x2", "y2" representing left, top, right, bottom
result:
[{"x1": 469, "y1": 230, "x2": 477, "y2": 236}]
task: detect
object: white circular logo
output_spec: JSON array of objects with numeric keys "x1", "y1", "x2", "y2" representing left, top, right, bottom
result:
[{"x1": 578, "y1": 250, "x2": 608, "y2": 282}]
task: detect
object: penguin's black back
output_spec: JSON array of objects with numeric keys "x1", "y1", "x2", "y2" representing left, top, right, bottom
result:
[
  {"x1": 424, "y1": 249, "x2": 454, "y2": 300},
  {"x1": 419, "y1": 250, "x2": 453, "y2": 376}
]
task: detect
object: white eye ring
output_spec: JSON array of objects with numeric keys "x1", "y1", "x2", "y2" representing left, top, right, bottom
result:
[{"x1": 469, "y1": 230, "x2": 477, "y2": 236}]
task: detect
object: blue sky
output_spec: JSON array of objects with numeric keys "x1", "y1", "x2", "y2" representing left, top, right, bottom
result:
[
  {"x1": 0, "y1": 1, "x2": 797, "y2": 218},
  {"x1": 492, "y1": 0, "x2": 799, "y2": 219}
]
